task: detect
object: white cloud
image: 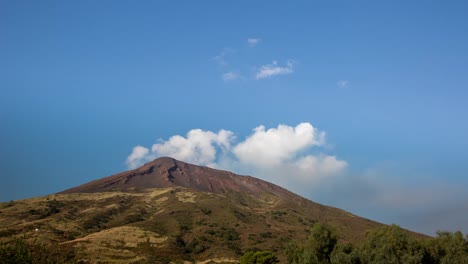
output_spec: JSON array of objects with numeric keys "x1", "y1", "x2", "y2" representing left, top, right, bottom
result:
[
  {"x1": 151, "y1": 129, "x2": 234, "y2": 167},
  {"x1": 231, "y1": 123, "x2": 345, "y2": 183},
  {"x1": 247, "y1": 38, "x2": 261, "y2": 47},
  {"x1": 233, "y1": 123, "x2": 325, "y2": 167},
  {"x1": 255, "y1": 60, "x2": 294, "y2": 79},
  {"x1": 126, "y1": 129, "x2": 235, "y2": 169},
  {"x1": 212, "y1": 48, "x2": 234, "y2": 66},
  {"x1": 126, "y1": 122, "x2": 347, "y2": 184},
  {"x1": 222, "y1": 72, "x2": 239, "y2": 81},
  {"x1": 294, "y1": 155, "x2": 348, "y2": 178},
  {"x1": 126, "y1": 145, "x2": 150, "y2": 169},
  {"x1": 337, "y1": 80, "x2": 349, "y2": 88}
]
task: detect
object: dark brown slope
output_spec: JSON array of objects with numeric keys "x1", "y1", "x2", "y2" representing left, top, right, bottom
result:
[{"x1": 61, "y1": 157, "x2": 303, "y2": 203}]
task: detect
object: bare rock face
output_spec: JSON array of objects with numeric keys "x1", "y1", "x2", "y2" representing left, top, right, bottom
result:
[{"x1": 60, "y1": 157, "x2": 303, "y2": 202}]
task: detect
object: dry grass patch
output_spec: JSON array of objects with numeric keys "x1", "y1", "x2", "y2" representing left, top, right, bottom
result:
[
  {"x1": 62, "y1": 226, "x2": 167, "y2": 262},
  {"x1": 176, "y1": 191, "x2": 196, "y2": 203},
  {"x1": 64, "y1": 226, "x2": 166, "y2": 247},
  {"x1": 196, "y1": 257, "x2": 239, "y2": 263},
  {"x1": 145, "y1": 188, "x2": 173, "y2": 198}
]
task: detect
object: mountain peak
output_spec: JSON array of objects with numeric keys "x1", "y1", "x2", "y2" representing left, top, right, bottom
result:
[{"x1": 60, "y1": 157, "x2": 298, "y2": 201}]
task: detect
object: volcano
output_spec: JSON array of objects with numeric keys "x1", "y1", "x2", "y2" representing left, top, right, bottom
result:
[
  {"x1": 0, "y1": 157, "x2": 421, "y2": 263},
  {"x1": 62, "y1": 157, "x2": 299, "y2": 199}
]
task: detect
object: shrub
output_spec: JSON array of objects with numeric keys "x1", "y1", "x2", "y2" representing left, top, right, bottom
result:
[
  {"x1": 240, "y1": 251, "x2": 279, "y2": 264},
  {"x1": 0, "y1": 237, "x2": 76, "y2": 263}
]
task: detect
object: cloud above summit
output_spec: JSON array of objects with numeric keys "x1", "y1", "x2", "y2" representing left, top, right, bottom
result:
[
  {"x1": 127, "y1": 129, "x2": 234, "y2": 168},
  {"x1": 126, "y1": 123, "x2": 347, "y2": 184}
]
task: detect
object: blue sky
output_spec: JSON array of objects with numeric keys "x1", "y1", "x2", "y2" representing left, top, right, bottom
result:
[{"x1": 1, "y1": 1, "x2": 468, "y2": 235}]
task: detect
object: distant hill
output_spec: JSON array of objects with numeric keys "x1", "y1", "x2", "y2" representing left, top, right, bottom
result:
[{"x1": 0, "y1": 157, "x2": 424, "y2": 263}]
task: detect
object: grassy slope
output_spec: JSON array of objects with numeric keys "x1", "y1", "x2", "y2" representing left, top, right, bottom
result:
[{"x1": 0, "y1": 187, "x2": 410, "y2": 263}]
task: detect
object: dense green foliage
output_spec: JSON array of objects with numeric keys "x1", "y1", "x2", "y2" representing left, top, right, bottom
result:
[
  {"x1": 360, "y1": 224, "x2": 425, "y2": 264},
  {"x1": 240, "y1": 251, "x2": 279, "y2": 264},
  {"x1": 0, "y1": 237, "x2": 76, "y2": 263},
  {"x1": 286, "y1": 223, "x2": 468, "y2": 264},
  {"x1": 286, "y1": 223, "x2": 338, "y2": 264},
  {"x1": 424, "y1": 231, "x2": 468, "y2": 263},
  {"x1": 307, "y1": 223, "x2": 338, "y2": 263}
]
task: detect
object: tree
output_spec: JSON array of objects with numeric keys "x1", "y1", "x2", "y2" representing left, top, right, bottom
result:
[
  {"x1": 307, "y1": 222, "x2": 338, "y2": 264},
  {"x1": 286, "y1": 242, "x2": 304, "y2": 264},
  {"x1": 425, "y1": 231, "x2": 468, "y2": 264},
  {"x1": 286, "y1": 222, "x2": 338, "y2": 264},
  {"x1": 240, "y1": 251, "x2": 279, "y2": 264},
  {"x1": 360, "y1": 224, "x2": 424, "y2": 264},
  {"x1": 286, "y1": 222, "x2": 468, "y2": 264},
  {"x1": 330, "y1": 243, "x2": 360, "y2": 264}
]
